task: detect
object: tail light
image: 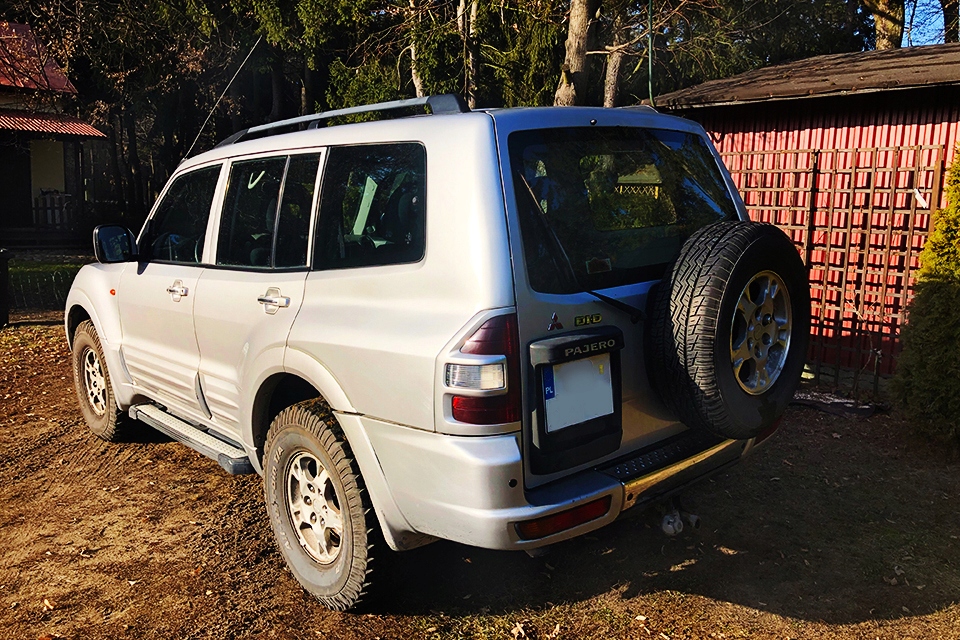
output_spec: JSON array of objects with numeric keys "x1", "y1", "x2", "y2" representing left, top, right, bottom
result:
[{"x1": 448, "y1": 314, "x2": 522, "y2": 425}]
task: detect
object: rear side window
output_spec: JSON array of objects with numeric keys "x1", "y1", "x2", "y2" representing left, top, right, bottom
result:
[
  {"x1": 509, "y1": 127, "x2": 738, "y2": 294},
  {"x1": 313, "y1": 143, "x2": 426, "y2": 270},
  {"x1": 141, "y1": 165, "x2": 221, "y2": 264},
  {"x1": 217, "y1": 153, "x2": 321, "y2": 269},
  {"x1": 275, "y1": 155, "x2": 320, "y2": 268}
]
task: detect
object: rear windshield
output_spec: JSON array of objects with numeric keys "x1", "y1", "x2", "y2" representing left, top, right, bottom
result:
[{"x1": 508, "y1": 127, "x2": 738, "y2": 294}]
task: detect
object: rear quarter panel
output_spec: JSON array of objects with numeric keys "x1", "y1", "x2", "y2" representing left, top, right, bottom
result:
[{"x1": 286, "y1": 114, "x2": 515, "y2": 431}]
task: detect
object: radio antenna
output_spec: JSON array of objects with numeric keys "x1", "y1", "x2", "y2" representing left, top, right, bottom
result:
[{"x1": 184, "y1": 35, "x2": 263, "y2": 160}]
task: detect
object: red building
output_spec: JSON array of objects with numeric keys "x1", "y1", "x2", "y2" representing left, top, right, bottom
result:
[{"x1": 655, "y1": 44, "x2": 960, "y2": 394}]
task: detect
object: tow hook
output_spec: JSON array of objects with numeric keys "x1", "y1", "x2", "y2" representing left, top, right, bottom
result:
[
  {"x1": 661, "y1": 508, "x2": 684, "y2": 536},
  {"x1": 658, "y1": 499, "x2": 700, "y2": 537}
]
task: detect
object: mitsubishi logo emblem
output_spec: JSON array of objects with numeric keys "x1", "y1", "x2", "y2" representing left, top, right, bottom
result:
[{"x1": 547, "y1": 313, "x2": 563, "y2": 331}]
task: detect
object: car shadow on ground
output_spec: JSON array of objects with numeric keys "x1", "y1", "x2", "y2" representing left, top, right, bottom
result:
[{"x1": 374, "y1": 408, "x2": 960, "y2": 626}]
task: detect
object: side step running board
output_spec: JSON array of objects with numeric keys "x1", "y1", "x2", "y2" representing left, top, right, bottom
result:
[{"x1": 130, "y1": 404, "x2": 255, "y2": 475}]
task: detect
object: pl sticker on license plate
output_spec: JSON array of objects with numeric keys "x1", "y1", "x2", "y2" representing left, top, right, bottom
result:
[{"x1": 542, "y1": 353, "x2": 614, "y2": 433}]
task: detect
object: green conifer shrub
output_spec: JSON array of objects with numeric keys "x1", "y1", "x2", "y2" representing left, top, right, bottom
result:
[{"x1": 893, "y1": 155, "x2": 960, "y2": 443}]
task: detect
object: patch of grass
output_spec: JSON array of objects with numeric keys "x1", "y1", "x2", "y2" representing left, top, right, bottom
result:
[
  {"x1": 8, "y1": 259, "x2": 86, "y2": 277},
  {"x1": 6, "y1": 257, "x2": 86, "y2": 312}
]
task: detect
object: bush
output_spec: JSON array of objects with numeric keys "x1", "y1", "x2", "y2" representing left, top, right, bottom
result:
[{"x1": 893, "y1": 155, "x2": 960, "y2": 443}]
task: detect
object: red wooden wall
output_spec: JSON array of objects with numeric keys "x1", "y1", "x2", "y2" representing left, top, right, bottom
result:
[{"x1": 674, "y1": 88, "x2": 960, "y2": 391}]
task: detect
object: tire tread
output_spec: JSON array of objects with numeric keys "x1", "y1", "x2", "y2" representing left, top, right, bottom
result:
[
  {"x1": 649, "y1": 221, "x2": 808, "y2": 439},
  {"x1": 263, "y1": 399, "x2": 385, "y2": 611},
  {"x1": 72, "y1": 320, "x2": 130, "y2": 441}
]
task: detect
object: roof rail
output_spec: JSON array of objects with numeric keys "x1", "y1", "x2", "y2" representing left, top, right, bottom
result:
[{"x1": 215, "y1": 93, "x2": 470, "y2": 148}]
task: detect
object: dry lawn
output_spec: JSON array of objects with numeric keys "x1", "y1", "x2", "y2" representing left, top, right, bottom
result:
[{"x1": 1, "y1": 320, "x2": 959, "y2": 639}]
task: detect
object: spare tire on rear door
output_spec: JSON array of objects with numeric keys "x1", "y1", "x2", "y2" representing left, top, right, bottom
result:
[{"x1": 648, "y1": 221, "x2": 810, "y2": 440}]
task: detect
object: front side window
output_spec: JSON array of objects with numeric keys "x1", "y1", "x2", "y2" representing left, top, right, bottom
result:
[
  {"x1": 141, "y1": 165, "x2": 221, "y2": 264},
  {"x1": 314, "y1": 143, "x2": 426, "y2": 270},
  {"x1": 509, "y1": 127, "x2": 738, "y2": 294}
]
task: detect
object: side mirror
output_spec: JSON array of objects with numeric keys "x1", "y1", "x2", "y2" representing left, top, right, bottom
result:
[{"x1": 93, "y1": 224, "x2": 138, "y2": 263}]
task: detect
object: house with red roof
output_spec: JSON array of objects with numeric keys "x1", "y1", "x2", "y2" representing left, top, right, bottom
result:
[{"x1": 0, "y1": 21, "x2": 104, "y2": 245}]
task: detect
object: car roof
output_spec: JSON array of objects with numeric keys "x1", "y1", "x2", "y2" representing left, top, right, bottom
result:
[{"x1": 178, "y1": 102, "x2": 707, "y2": 174}]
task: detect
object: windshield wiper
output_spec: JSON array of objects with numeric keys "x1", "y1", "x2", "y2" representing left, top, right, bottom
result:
[{"x1": 517, "y1": 172, "x2": 646, "y2": 324}]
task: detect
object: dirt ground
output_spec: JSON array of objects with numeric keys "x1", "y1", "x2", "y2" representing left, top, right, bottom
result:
[{"x1": 2, "y1": 320, "x2": 959, "y2": 640}]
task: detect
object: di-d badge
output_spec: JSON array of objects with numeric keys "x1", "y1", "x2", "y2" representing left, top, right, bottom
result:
[{"x1": 575, "y1": 314, "x2": 602, "y2": 327}]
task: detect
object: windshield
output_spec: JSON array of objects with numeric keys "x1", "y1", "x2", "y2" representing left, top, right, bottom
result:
[{"x1": 508, "y1": 127, "x2": 739, "y2": 294}]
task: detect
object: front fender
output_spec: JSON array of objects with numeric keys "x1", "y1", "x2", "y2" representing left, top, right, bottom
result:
[{"x1": 64, "y1": 263, "x2": 138, "y2": 407}]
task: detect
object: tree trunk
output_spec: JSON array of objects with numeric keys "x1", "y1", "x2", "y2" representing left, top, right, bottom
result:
[
  {"x1": 269, "y1": 50, "x2": 285, "y2": 121},
  {"x1": 844, "y1": 0, "x2": 859, "y2": 41},
  {"x1": 555, "y1": 0, "x2": 597, "y2": 106},
  {"x1": 228, "y1": 74, "x2": 244, "y2": 132},
  {"x1": 603, "y1": 9, "x2": 626, "y2": 108},
  {"x1": 467, "y1": 0, "x2": 479, "y2": 107},
  {"x1": 942, "y1": 0, "x2": 959, "y2": 42},
  {"x1": 106, "y1": 115, "x2": 125, "y2": 215},
  {"x1": 410, "y1": 41, "x2": 426, "y2": 97},
  {"x1": 301, "y1": 59, "x2": 318, "y2": 115},
  {"x1": 112, "y1": 110, "x2": 135, "y2": 216},
  {"x1": 863, "y1": 0, "x2": 905, "y2": 49},
  {"x1": 457, "y1": 0, "x2": 480, "y2": 107},
  {"x1": 122, "y1": 106, "x2": 145, "y2": 219},
  {"x1": 409, "y1": 0, "x2": 426, "y2": 97}
]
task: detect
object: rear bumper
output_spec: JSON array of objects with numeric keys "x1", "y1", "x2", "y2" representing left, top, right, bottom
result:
[{"x1": 361, "y1": 416, "x2": 749, "y2": 551}]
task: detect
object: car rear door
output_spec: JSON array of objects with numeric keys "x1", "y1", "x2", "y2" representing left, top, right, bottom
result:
[
  {"x1": 118, "y1": 164, "x2": 223, "y2": 422},
  {"x1": 193, "y1": 152, "x2": 322, "y2": 436},
  {"x1": 497, "y1": 119, "x2": 743, "y2": 487}
]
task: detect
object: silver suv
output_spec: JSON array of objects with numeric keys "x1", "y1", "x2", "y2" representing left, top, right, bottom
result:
[{"x1": 66, "y1": 94, "x2": 808, "y2": 610}]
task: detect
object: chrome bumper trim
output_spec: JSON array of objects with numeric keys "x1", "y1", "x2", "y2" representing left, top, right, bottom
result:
[{"x1": 620, "y1": 438, "x2": 745, "y2": 511}]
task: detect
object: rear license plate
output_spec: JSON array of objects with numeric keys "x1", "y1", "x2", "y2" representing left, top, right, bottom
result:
[{"x1": 542, "y1": 353, "x2": 614, "y2": 433}]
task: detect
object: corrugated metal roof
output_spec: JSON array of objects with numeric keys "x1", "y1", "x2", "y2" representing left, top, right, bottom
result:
[
  {"x1": 0, "y1": 110, "x2": 104, "y2": 137},
  {"x1": 654, "y1": 43, "x2": 960, "y2": 109},
  {"x1": 0, "y1": 22, "x2": 76, "y2": 93}
]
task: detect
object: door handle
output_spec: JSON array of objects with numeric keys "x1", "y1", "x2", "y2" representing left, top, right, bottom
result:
[
  {"x1": 166, "y1": 280, "x2": 188, "y2": 301},
  {"x1": 258, "y1": 287, "x2": 290, "y2": 314}
]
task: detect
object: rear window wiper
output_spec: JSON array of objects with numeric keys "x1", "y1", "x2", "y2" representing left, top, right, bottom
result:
[{"x1": 516, "y1": 172, "x2": 645, "y2": 324}]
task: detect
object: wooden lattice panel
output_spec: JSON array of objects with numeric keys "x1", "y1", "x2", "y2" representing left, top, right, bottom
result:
[{"x1": 720, "y1": 145, "x2": 944, "y2": 392}]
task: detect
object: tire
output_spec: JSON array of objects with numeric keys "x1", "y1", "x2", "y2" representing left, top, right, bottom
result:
[
  {"x1": 72, "y1": 320, "x2": 129, "y2": 441},
  {"x1": 648, "y1": 221, "x2": 810, "y2": 440},
  {"x1": 263, "y1": 399, "x2": 384, "y2": 611}
]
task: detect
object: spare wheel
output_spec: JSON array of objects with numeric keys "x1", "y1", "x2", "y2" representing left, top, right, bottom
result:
[{"x1": 648, "y1": 221, "x2": 810, "y2": 440}]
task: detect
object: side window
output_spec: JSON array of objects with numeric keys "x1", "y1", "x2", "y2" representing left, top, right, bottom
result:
[
  {"x1": 275, "y1": 154, "x2": 321, "y2": 268},
  {"x1": 217, "y1": 157, "x2": 287, "y2": 268},
  {"x1": 142, "y1": 165, "x2": 220, "y2": 264},
  {"x1": 314, "y1": 143, "x2": 426, "y2": 270}
]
